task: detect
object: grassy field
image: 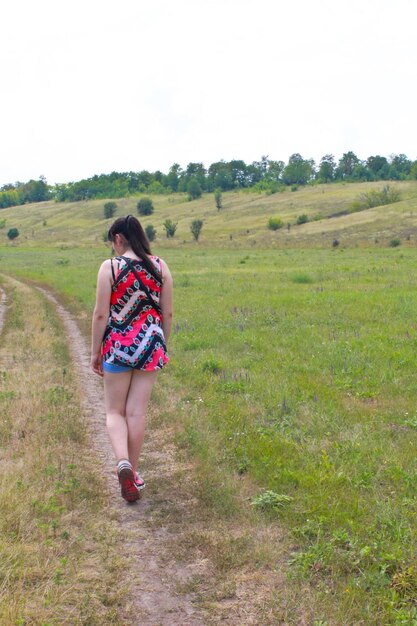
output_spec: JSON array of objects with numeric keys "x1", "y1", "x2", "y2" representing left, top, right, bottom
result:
[
  {"x1": 1, "y1": 184, "x2": 417, "y2": 624},
  {"x1": 1, "y1": 180, "x2": 417, "y2": 249},
  {"x1": 0, "y1": 276, "x2": 129, "y2": 625}
]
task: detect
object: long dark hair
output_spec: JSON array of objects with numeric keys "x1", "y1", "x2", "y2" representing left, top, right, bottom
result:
[{"x1": 108, "y1": 215, "x2": 161, "y2": 283}]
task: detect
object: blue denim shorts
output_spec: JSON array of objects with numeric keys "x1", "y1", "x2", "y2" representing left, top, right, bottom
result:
[{"x1": 102, "y1": 360, "x2": 131, "y2": 373}]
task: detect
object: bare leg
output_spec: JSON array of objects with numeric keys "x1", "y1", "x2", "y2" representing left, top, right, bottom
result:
[
  {"x1": 125, "y1": 370, "x2": 158, "y2": 471},
  {"x1": 103, "y1": 370, "x2": 133, "y2": 462}
]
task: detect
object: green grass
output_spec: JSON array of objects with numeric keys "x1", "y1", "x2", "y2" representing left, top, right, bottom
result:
[
  {"x1": 1, "y1": 180, "x2": 417, "y2": 249},
  {"x1": 3, "y1": 243, "x2": 417, "y2": 622},
  {"x1": 2, "y1": 182, "x2": 417, "y2": 622}
]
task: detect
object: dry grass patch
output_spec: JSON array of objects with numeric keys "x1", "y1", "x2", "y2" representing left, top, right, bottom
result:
[{"x1": 0, "y1": 277, "x2": 129, "y2": 625}]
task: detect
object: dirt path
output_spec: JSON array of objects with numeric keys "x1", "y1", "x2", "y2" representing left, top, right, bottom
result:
[
  {"x1": 36, "y1": 286, "x2": 205, "y2": 626},
  {"x1": 0, "y1": 288, "x2": 6, "y2": 335}
]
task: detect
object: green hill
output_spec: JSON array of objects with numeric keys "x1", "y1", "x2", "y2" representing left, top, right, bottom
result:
[{"x1": 1, "y1": 180, "x2": 417, "y2": 249}]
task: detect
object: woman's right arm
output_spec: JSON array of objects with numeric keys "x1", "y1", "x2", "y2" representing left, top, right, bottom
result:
[
  {"x1": 159, "y1": 260, "x2": 173, "y2": 343},
  {"x1": 90, "y1": 260, "x2": 112, "y2": 376}
]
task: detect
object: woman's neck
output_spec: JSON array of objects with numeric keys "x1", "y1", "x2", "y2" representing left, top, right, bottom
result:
[{"x1": 118, "y1": 247, "x2": 137, "y2": 258}]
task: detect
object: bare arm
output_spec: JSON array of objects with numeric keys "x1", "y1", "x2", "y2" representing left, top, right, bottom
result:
[
  {"x1": 159, "y1": 259, "x2": 173, "y2": 343},
  {"x1": 90, "y1": 260, "x2": 113, "y2": 376}
]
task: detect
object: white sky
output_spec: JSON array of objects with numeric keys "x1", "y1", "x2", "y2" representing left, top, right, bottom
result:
[{"x1": 0, "y1": 0, "x2": 416, "y2": 186}]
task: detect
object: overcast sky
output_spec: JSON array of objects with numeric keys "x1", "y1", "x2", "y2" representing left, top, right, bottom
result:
[{"x1": 0, "y1": 0, "x2": 416, "y2": 186}]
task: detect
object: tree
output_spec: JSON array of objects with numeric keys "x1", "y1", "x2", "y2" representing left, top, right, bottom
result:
[
  {"x1": 336, "y1": 151, "x2": 360, "y2": 179},
  {"x1": 389, "y1": 153, "x2": 412, "y2": 179},
  {"x1": 165, "y1": 163, "x2": 182, "y2": 192},
  {"x1": 215, "y1": 189, "x2": 222, "y2": 210},
  {"x1": 104, "y1": 201, "x2": 117, "y2": 218},
  {"x1": 317, "y1": 154, "x2": 336, "y2": 182},
  {"x1": 163, "y1": 219, "x2": 178, "y2": 238},
  {"x1": 190, "y1": 219, "x2": 203, "y2": 241},
  {"x1": 7, "y1": 227, "x2": 19, "y2": 240},
  {"x1": 410, "y1": 161, "x2": 417, "y2": 179},
  {"x1": 282, "y1": 153, "x2": 315, "y2": 185},
  {"x1": 187, "y1": 178, "x2": 202, "y2": 200},
  {"x1": 366, "y1": 155, "x2": 390, "y2": 179},
  {"x1": 22, "y1": 176, "x2": 50, "y2": 203},
  {"x1": 137, "y1": 197, "x2": 154, "y2": 215},
  {"x1": 145, "y1": 224, "x2": 156, "y2": 242}
]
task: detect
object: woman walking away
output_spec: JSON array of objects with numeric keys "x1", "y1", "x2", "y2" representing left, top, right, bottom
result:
[{"x1": 90, "y1": 215, "x2": 173, "y2": 503}]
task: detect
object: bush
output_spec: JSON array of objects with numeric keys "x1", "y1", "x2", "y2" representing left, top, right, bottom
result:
[
  {"x1": 137, "y1": 197, "x2": 154, "y2": 216},
  {"x1": 390, "y1": 238, "x2": 401, "y2": 247},
  {"x1": 0, "y1": 218, "x2": 6, "y2": 228},
  {"x1": 187, "y1": 178, "x2": 202, "y2": 200},
  {"x1": 7, "y1": 227, "x2": 19, "y2": 240},
  {"x1": 145, "y1": 224, "x2": 156, "y2": 242},
  {"x1": 215, "y1": 189, "x2": 222, "y2": 210},
  {"x1": 103, "y1": 201, "x2": 117, "y2": 219},
  {"x1": 190, "y1": 219, "x2": 204, "y2": 241},
  {"x1": 291, "y1": 185, "x2": 299, "y2": 192},
  {"x1": 163, "y1": 218, "x2": 177, "y2": 238},
  {"x1": 296, "y1": 214, "x2": 309, "y2": 225},
  {"x1": 267, "y1": 217, "x2": 284, "y2": 231},
  {"x1": 351, "y1": 185, "x2": 401, "y2": 211},
  {"x1": 291, "y1": 272, "x2": 313, "y2": 284}
]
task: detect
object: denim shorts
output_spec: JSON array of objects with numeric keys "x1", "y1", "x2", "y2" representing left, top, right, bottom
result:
[{"x1": 102, "y1": 360, "x2": 131, "y2": 373}]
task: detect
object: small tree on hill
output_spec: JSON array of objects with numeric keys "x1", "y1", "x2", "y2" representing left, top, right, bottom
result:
[
  {"x1": 163, "y1": 218, "x2": 177, "y2": 238},
  {"x1": 215, "y1": 189, "x2": 222, "y2": 210},
  {"x1": 145, "y1": 224, "x2": 156, "y2": 242},
  {"x1": 190, "y1": 219, "x2": 203, "y2": 241},
  {"x1": 7, "y1": 227, "x2": 19, "y2": 240},
  {"x1": 187, "y1": 178, "x2": 202, "y2": 200},
  {"x1": 296, "y1": 214, "x2": 309, "y2": 225},
  {"x1": 137, "y1": 197, "x2": 154, "y2": 216},
  {"x1": 268, "y1": 217, "x2": 284, "y2": 231},
  {"x1": 104, "y1": 201, "x2": 117, "y2": 218}
]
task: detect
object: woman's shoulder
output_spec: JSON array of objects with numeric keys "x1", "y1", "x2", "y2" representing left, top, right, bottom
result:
[{"x1": 99, "y1": 258, "x2": 113, "y2": 272}]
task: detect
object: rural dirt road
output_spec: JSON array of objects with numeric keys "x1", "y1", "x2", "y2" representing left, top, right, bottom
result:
[{"x1": 36, "y1": 286, "x2": 205, "y2": 626}]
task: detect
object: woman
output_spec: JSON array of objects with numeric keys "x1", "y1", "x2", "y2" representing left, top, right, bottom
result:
[{"x1": 90, "y1": 215, "x2": 173, "y2": 503}]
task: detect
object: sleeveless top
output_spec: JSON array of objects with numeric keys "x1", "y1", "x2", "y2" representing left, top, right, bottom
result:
[{"x1": 101, "y1": 255, "x2": 169, "y2": 371}]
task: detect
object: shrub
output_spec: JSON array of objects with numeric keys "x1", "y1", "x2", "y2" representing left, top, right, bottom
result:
[
  {"x1": 291, "y1": 272, "x2": 313, "y2": 284},
  {"x1": 291, "y1": 185, "x2": 299, "y2": 192},
  {"x1": 0, "y1": 218, "x2": 6, "y2": 229},
  {"x1": 187, "y1": 178, "x2": 202, "y2": 200},
  {"x1": 190, "y1": 219, "x2": 203, "y2": 241},
  {"x1": 202, "y1": 356, "x2": 223, "y2": 374},
  {"x1": 296, "y1": 214, "x2": 309, "y2": 225},
  {"x1": 351, "y1": 185, "x2": 401, "y2": 212},
  {"x1": 7, "y1": 227, "x2": 19, "y2": 240},
  {"x1": 103, "y1": 201, "x2": 117, "y2": 219},
  {"x1": 390, "y1": 238, "x2": 401, "y2": 247},
  {"x1": 215, "y1": 189, "x2": 222, "y2": 210},
  {"x1": 137, "y1": 197, "x2": 154, "y2": 216},
  {"x1": 145, "y1": 224, "x2": 156, "y2": 242},
  {"x1": 268, "y1": 217, "x2": 284, "y2": 231},
  {"x1": 163, "y1": 218, "x2": 177, "y2": 238}
]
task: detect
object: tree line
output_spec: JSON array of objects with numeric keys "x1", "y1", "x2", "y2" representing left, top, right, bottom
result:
[{"x1": 1, "y1": 152, "x2": 417, "y2": 209}]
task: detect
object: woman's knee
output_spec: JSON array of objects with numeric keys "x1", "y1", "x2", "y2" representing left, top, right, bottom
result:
[
  {"x1": 125, "y1": 409, "x2": 146, "y2": 423},
  {"x1": 106, "y1": 411, "x2": 126, "y2": 428}
]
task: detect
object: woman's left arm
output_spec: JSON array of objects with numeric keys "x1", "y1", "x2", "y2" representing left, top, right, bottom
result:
[{"x1": 90, "y1": 260, "x2": 112, "y2": 376}]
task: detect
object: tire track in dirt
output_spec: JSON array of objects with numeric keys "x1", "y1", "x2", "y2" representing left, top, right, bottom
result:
[
  {"x1": 36, "y1": 286, "x2": 205, "y2": 626},
  {"x1": 0, "y1": 288, "x2": 6, "y2": 335}
]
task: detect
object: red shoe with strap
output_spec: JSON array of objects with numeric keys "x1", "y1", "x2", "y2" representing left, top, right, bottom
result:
[{"x1": 117, "y1": 460, "x2": 140, "y2": 502}]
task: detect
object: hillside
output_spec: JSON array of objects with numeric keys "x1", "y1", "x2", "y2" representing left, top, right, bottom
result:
[{"x1": 1, "y1": 181, "x2": 417, "y2": 249}]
